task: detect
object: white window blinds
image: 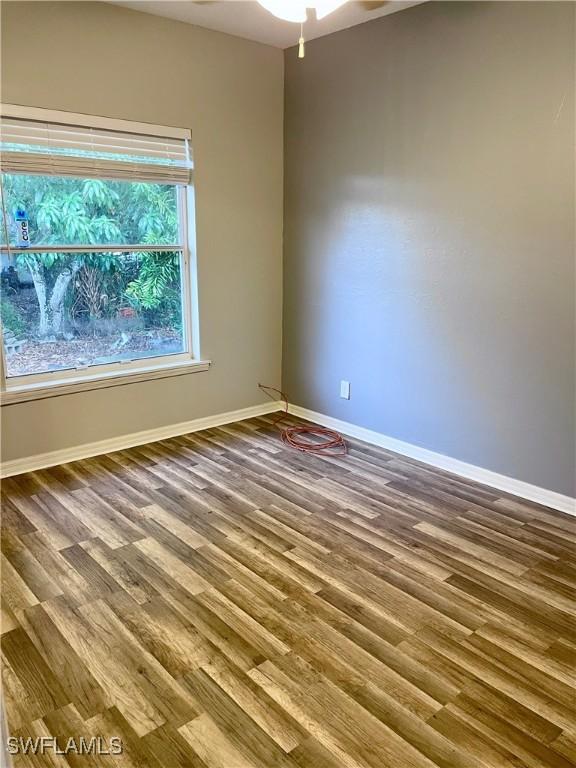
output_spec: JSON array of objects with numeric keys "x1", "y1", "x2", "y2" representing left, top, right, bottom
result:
[{"x1": 0, "y1": 113, "x2": 192, "y2": 185}]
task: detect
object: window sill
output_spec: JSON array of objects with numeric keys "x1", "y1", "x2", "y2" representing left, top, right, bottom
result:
[{"x1": 1, "y1": 359, "x2": 211, "y2": 405}]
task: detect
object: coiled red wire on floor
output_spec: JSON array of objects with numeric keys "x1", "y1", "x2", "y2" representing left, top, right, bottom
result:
[{"x1": 258, "y1": 384, "x2": 347, "y2": 456}]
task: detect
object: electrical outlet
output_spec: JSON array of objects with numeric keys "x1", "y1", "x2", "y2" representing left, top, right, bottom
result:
[{"x1": 340, "y1": 380, "x2": 351, "y2": 400}]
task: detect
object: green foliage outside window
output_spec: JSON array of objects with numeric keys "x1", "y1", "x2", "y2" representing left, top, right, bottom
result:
[{"x1": 1, "y1": 174, "x2": 183, "y2": 339}]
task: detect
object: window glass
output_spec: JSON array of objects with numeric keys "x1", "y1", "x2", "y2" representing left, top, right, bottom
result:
[
  {"x1": 1, "y1": 249, "x2": 185, "y2": 377},
  {"x1": 1, "y1": 174, "x2": 179, "y2": 247}
]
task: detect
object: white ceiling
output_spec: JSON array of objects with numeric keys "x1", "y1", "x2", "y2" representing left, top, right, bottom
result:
[{"x1": 109, "y1": 1, "x2": 426, "y2": 49}]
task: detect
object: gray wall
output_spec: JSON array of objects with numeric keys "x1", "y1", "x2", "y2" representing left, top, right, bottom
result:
[
  {"x1": 1, "y1": 2, "x2": 284, "y2": 463},
  {"x1": 283, "y1": 1, "x2": 575, "y2": 496}
]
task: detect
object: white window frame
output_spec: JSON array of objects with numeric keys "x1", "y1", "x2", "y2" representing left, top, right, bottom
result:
[{"x1": 0, "y1": 106, "x2": 208, "y2": 405}]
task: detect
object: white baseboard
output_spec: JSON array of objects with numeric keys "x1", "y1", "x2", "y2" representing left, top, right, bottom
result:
[
  {"x1": 3, "y1": 399, "x2": 573, "y2": 517},
  {"x1": 0, "y1": 401, "x2": 282, "y2": 478},
  {"x1": 289, "y1": 405, "x2": 576, "y2": 517}
]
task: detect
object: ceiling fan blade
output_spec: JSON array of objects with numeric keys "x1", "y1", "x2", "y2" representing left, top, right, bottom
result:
[{"x1": 359, "y1": 1, "x2": 389, "y2": 10}]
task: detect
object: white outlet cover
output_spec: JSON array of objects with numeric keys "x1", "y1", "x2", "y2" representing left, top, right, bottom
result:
[{"x1": 340, "y1": 380, "x2": 351, "y2": 400}]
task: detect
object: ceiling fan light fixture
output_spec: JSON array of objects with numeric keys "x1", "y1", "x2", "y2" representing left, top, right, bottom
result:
[
  {"x1": 257, "y1": 0, "x2": 348, "y2": 23},
  {"x1": 257, "y1": 0, "x2": 350, "y2": 59},
  {"x1": 257, "y1": 0, "x2": 307, "y2": 23}
]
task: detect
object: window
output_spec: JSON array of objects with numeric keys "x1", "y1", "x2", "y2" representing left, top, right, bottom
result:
[{"x1": 0, "y1": 106, "x2": 205, "y2": 402}]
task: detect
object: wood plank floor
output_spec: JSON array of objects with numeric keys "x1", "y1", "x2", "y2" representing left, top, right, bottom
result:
[{"x1": 1, "y1": 414, "x2": 575, "y2": 767}]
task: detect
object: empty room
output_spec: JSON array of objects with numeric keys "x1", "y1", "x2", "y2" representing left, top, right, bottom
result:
[{"x1": 0, "y1": 1, "x2": 574, "y2": 766}]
